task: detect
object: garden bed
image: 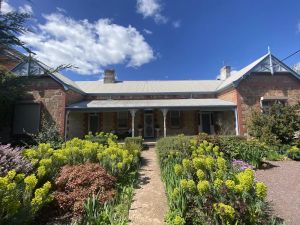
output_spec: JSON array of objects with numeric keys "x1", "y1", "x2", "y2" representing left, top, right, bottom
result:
[
  {"x1": 157, "y1": 135, "x2": 283, "y2": 225},
  {"x1": 0, "y1": 133, "x2": 143, "y2": 225}
]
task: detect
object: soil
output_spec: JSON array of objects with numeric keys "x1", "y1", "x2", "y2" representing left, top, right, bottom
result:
[{"x1": 256, "y1": 160, "x2": 300, "y2": 225}]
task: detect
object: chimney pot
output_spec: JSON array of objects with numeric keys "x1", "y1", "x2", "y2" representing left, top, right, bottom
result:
[
  {"x1": 220, "y1": 66, "x2": 231, "y2": 80},
  {"x1": 103, "y1": 69, "x2": 116, "y2": 83}
]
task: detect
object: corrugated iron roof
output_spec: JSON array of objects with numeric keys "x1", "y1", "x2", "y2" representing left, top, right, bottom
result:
[
  {"x1": 66, "y1": 98, "x2": 236, "y2": 109},
  {"x1": 75, "y1": 80, "x2": 223, "y2": 94}
]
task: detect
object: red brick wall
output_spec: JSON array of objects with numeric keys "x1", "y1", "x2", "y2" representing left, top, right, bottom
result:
[
  {"x1": 66, "y1": 89, "x2": 84, "y2": 105},
  {"x1": 21, "y1": 77, "x2": 67, "y2": 136},
  {"x1": 237, "y1": 72, "x2": 300, "y2": 135}
]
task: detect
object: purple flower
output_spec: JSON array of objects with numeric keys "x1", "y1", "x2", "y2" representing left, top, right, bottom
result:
[{"x1": 232, "y1": 159, "x2": 253, "y2": 171}]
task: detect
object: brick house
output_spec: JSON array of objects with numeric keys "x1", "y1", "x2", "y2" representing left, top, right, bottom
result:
[{"x1": 2, "y1": 49, "x2": 300, "y2": 140}]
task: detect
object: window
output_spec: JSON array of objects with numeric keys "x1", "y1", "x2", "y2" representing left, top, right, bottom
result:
[
  {"x1": 88, "y1": 113, "x2": 99, "y2": 134},
  {"x1": 170, "y1": 111, "x2": 181, "y2": 128},
  {"x1": 260, "y1": 97, "x2": 287, "y2": 112},
  {"x1": 117, "y1": 111, "x2": 128, "y2": 128},
  {"x1": 13, "y1": 103, "x2": 41, "y2": 135}
]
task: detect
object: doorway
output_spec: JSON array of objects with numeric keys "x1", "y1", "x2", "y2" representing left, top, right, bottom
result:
[
  {"x1": 144, "y1": 113, "x2": 154, "y2": 138},
  {"x1": 200, "y1": 112, "x2": 213, "y2": 134}
]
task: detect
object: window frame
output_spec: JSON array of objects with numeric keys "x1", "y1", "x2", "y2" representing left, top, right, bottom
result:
[
  {"x1": 170, "y1": 111, "x2": 181, "y2": 128},
  {"x1": 260, "y1": 97, "x2": 288, "y2": 112},
  {"x1": 117, "y1": 111, "x2": 129, "y2": 129}
]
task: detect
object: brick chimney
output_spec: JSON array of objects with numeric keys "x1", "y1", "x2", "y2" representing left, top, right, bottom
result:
[
  {"x1": 103, "y1": 69, "x2": 116, "y2": 83},
  {"x1": 220, "y1": 66, "x2": 231, "y2": 80}
]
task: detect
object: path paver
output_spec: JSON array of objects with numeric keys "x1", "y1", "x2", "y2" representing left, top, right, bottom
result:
[
  {"x1": 256, "y1": 161, "x2": 300, "y2": 225},
  {"x1": 129, "y1": 147, "x2": 168, "y2": 225}
]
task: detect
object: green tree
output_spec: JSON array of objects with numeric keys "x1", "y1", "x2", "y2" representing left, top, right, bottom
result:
[
  {"x1": 0, "y1": 66, "x2": 25, "y2": 127},
  {"x1": 247, "y1": 103, "x2": 300, "y2": 145}
]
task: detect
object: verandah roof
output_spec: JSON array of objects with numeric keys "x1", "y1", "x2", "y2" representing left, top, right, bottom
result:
[{"x1": 66, "y1": 99, "x2": 236, "y2": 111}]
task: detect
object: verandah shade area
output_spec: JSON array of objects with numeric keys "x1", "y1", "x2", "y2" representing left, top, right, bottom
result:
[{"x1": 65, "y1": 98, "x2": 238, "y2": 139}]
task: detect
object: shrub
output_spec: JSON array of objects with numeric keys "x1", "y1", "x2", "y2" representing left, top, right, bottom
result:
[
  {"x1": 0, "y1": 170, "x2": 52, "y2": 224},
  {"x1": 32, "y1": 113, "x2": 63, "y2": 149},
  {"x1": 0, "y1": 144, "x2": 33, "y2": 176},
  {"x1": 84, "y1": 132, "x2": 117, "y2": 145},
  {"x1": 219, "y1": 136, "x2": 269, "y2": 168},
  {"x1": 124, "y1": 136, "x2": 143, "y2": 149},
  {"x1": 287, "y1": 146, "x2": 300, "y2": 160},
  {"x1": 158, "y1": 135, "x2": 274, "y2": 225},
  {"x1": 247, "y1": 103, "x2": 300, "y2": 145},
  {"x1": 156, "y1": 135, "x2": 192, "y2": 158},
  {"x1": 54, "y1": 163, "x2": 116, "y2": 217}
]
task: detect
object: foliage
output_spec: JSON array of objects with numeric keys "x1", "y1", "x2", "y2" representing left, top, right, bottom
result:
[
  {"x1": 156, "y1": 134, "x2": 192, "y2": 158},
  {"x1": 124, "y1": 136, "x2": 143, "y2": 149},
  {"x1": 32, "y1": 113, "x2": 63, "y2": 149},
  {"x1": 85, "y1": 132, "x2": 118, "y2": 145},
  {"x1": 80, "y1": 185, "x2": 134, "y2": 225},
  {"x1": 1, "y1": 133, "x2": 140, "y2": 224},
  {"x1": 0, "y1": 66, "x2": 25, "y2": 128},
  {"x1": 158, "y1": 135, "x2": 277, "y2": 225},
  {"x1": 0, "y1": 11, "x2": 31, "y2": 52},
  {"x1": 247, "y1": 103, "x2": 300, "y2": 145},
  {"x1": 54, "y1": 163, "x2": 116, "y2": 217},
  {"x1": 0, "y1": 144, "x2": 33, "y2": 176},
  {"x1": 287, "y1": 146, "x2": 300, "y2": 160},
  {"x1": 218, "y1": 136, "x2": 270, "y2": 168},
  {"x1": 0, "y1": 170, "x2": 52, "y2": 224}
]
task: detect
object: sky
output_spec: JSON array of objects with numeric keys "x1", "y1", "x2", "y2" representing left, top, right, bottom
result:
[{"x1": 2, "y1": 0, "x2": 300, "y2": 81}]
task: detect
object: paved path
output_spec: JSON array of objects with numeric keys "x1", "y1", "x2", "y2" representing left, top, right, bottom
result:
[
  {"x1": 256, "y1": 161, "x2": 300, "y2": 225},
  {"x1": 129, "y1": 147, "x2": 168, "y2": 225}
]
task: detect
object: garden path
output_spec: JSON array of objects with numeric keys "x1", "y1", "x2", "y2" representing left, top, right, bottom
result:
[
  {"x1": 129, "y1": 146, "x2": 168, "y2": 225},
  {"x1": 256, "y1": 160, "x2": 300, "y2": 225}
]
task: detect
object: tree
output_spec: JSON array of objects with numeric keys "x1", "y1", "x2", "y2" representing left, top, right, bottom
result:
[
  {"x1": 0, "y1": 10, "x2": 32, "y2": 53},
  {"x1": 247, "y1": 103, "x2": 300, "y2": 145}
]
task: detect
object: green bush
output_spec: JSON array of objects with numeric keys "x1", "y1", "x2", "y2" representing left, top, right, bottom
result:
[
  {"x1": 157, "y1": 135, "x2": 276, "y2": 225},
  {"x1": 124, "y1": 136, "x2": 143, "y2": 149},
  {"x1": 156, "y1": 135, "x2": 192, "y2": 158},
  {"x1": 218, "y1": 136, "x2": 269, "y2": 168},
  {"x1": 1, "y1": 133, "x2": 141, "y2": 224},
  {"x1": 84, "y1": 132, "x2": 118, "y2": 145},
  {"x1": 287, "y1": 146, "x2": 300, "y2": 160},
  {"x1": 247, "y1": 103, "x2": 300, "y2": 145},
  {"x1": 32, "y1": 114, "x2": 63, "y2": 149},
  {"x1": 0, "y1": 170, "x2": 52, "y2": 224}
]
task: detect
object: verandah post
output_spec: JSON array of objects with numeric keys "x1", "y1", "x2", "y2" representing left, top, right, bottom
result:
[
  {"x1": 161, "y1": 109, "x2": 168, "y2": 137},
  {"x1": 130, "y1": 109, "x2": 137, "y2": 137}
]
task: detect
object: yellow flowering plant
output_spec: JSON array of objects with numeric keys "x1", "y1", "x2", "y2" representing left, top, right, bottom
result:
[{"x1": 157, "y1": 135, "x2": 272, "y2": 225}]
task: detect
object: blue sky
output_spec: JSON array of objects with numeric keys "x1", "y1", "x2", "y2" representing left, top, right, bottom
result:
[{"x1": 3, "y1": 0, "x2": 300, "y2": 81}]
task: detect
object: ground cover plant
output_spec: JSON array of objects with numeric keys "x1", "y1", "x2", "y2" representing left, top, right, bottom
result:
[
  {"x1": 0, "y1": 132, "x2": 141, "y2": 225},
  {"x1": 157, "y1": 135, "x2": 281, "y2": 225}
]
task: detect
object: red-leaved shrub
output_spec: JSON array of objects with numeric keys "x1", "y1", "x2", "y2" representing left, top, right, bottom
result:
[{"x1": 54, "y1": 163, "x2": 116, "y2": 216}]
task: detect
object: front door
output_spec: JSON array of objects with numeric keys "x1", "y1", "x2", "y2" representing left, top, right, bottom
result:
[
  {"x1": 201, "y1": 113, "x2": 212, "y2": 134},
  {"x1": 144, "y1": 113, "x2": 154, "y2": 138}
]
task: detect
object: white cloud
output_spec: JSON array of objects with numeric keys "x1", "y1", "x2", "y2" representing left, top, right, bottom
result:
[
  {"x1": 56, "y1": 7, "x2": 67, "y2": 14},
  {"x1": 143, "y1": 29, "x2": 153, "y2": 35},
  {"x1": 136, "y1": 0, "x2": 168, "y2": 24},
  {"x1": 172, "y1": 20, "x2": 181, "y2": 28},
  {"x1": 20, "y1": 13, "x2": 155, "y2": 75},
  {"x1": 19, "y1": 4, "x2": 33, "y2": 14},
  {"x1": 1, "y1": 0, "x2": 33, "y2": 14},
  {"x1": 1, "y1": 0, "x2": 14, "y2": 13}
]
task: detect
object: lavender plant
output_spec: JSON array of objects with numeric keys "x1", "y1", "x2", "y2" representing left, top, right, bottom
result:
[{"x1": 0, "y1": 144, "x2": 33, "y2": 176}]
